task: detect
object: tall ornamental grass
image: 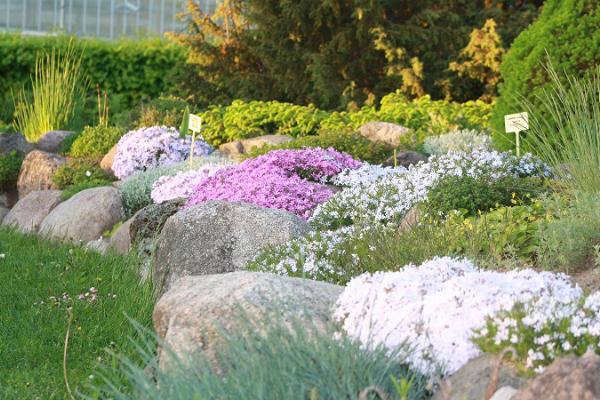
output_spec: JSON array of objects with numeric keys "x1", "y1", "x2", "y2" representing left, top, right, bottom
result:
[
  {"x1": 13, "y1": 42, "x2": 86, "y2": 143},
  {"x1": 523, "y1": 64, "x2": 600, "y2": 193}
]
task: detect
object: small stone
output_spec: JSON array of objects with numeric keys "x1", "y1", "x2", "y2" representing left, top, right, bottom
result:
[
  {"x1": 358, "y1": 121, "x2": 410, "y2": 148},
  {"x1": 36, "y1": 130, "x2": 73, "y2": 153}
]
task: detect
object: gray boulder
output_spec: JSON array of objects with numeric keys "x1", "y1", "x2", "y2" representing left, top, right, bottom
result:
[
  {"x1": 0, "y1": 206, "x2": 8, "y2": 224},
  {"x1": 130, "y1": 199, "x2": 184, "y2": 243},
  {"x1": 85, "y1": 238, "x2": 110, "y2": 255},
  {"x1": 384, "y1": 150, "x2": 427, "y2": 168},
  {"x1": 358, "y1": 121, "x2": 410, "y2": 148},
  {"x1": 153, "y1": 271, "x2": 343, "y2": 371},
  {"x1": 433, "y1": 354, "x2": 527, "y2": 400},
  {"x1": 108, "y1": 217, "x2": 134, "y2": 255},
  {"x1": 514, "y1": 351, "x2": 600, "y2": 400},
  {"x1": 0, "y1": 132, "x2": 34, "y2": 156},
  {"x1": 2, "y1": 190, "x2": 63, "y2": 234},
  {"x1": 17, "y1": 150, "x2": 66, "y2": 198},
  {"x1": 39, "y1": 187, "x2": 124, "y2": 243},
  {"x1": 36, "y1": 130, "x2": 73, "y2": 153},
  {"x1": 154, "y1": 201, "x2": 311, "y2": 293},
  {"x1": 218, "y1": 135, "x2": 294, "y2": 159}
]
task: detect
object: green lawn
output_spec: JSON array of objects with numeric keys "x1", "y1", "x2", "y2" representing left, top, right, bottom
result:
[{"x1": 0, "y1": 228, "x2": 153, "y2": 399}]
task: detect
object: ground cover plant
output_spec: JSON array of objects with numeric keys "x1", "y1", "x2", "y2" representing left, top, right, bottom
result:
[
  {"x1": 186, "y1": 148, "x2": 362, "y2": 219},
  {"x1": 0, "y1": 228, "x2": 153, "y2": 400},
  {"x1": 335, "y1": 256, "x2": 600, "y2": 376}
]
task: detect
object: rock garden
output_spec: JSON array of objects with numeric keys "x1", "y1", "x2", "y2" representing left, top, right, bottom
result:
[{"x1": 1, "y1": 1, "x2": 600, "y2": 399}]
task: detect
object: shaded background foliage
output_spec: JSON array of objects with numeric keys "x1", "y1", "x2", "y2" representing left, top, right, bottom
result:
[{"x1": 172, "y1": 0, "x2": 543, "y2": 110}]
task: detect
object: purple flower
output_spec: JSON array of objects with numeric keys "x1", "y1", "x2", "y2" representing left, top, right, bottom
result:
[
  {"x1": 151, "y1": 164, "x2": 227, "y2": 204},
  {"x1": 186, "y1": 148, "x2": 361, "y2": 219},
  {"x1": 113, "y1": 126, "x2": 213, "y2": 180}
]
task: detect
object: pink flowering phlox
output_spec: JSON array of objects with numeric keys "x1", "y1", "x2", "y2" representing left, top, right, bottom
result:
[
  {"x1": 151, "y1": 164, "x2": 227, "y2": 204},
  {"x1": 187, "y1": 148, "x2": 361, "y2": 219},
  {"x1": 113, "y1": 126, "x2": 213, "y2": 180}
]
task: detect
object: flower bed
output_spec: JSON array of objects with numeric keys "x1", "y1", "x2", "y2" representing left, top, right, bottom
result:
[
  {"x1": 151, "y1": 164, "x2": 227, "y2": 204},
  {"x1": 186, "y1": 148, "x2": 361, "y2": 219},
  {"x1": 112, "y1": 126, "x2": 213, "y2": 180},
  {"x1": 311, "y1": 150, "x2": 551, "y2": 229},
  {"x1": 334, "y1": 257, "x2": 587, "y2": 376}
]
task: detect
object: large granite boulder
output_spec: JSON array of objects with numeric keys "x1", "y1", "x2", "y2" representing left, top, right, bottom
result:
[
  {"x1": 433, "y1": 354, "x2": 527, "y2": 400},
  {"x1": 36, "y1": 130, "x2": 73, "y2": 153},
  {"x1": 218, "y1": 135, "x2": 294, "y2": 159},
  {"x1": 100, "y1": 145, "x2": 117, "y2": 175},
  {"x1": 153, "y1": 271, "x2": 343, "y2": 370},
  {"x1": 358, "y1": 122, "x2": 410, "y2": 148},
  {"x1": 154, "y1": 201, "x2": 311, "y2": 293},
  {"x1": 0, "y1": 132, "x2": 34, "y2": 156},
  {"x1": 2, "y1": 190, "x2": 63, "y2": 234},
  {"x1": 17, "y1": 150, "x2": 66, "y2": 198},
  {"x1": 108, "y1": 216, "x2": 134, "y2": 255},
  {"x1": 514, "y1": 352, "x2": 600, "y2": 400},
  {"x1": 130, "y1": 199, "x2": 184, "y2": 243},
  {"x1": 39, "y1": 187, "x2": 124, "y2": 243}
]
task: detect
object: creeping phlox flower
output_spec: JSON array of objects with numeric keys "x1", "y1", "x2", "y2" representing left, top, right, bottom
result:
[
  {"x1": 311, "y1": 150, "x2": 551, "y2": 229},
  {"x1": 474, "y1": 287, "x2": 600, "y2": 373},
  {"x1": 250, "y1": 224, "x2": 391, "y2": 283},
  {"x1": 333, "y1": 257, "x2": 581, "y2": 376},
  {"x1": 151, "y1": 164, "x2": 227, "y2": 204},
  {"x1": 423, "y1": 129, "x2": 493, "y2": 156},
  {"x1": 112, "y1": 126, "x2": 213, "y2": 180},
  {"x1": 186, "y1": 148, "x2": 361, "y2": 219}
]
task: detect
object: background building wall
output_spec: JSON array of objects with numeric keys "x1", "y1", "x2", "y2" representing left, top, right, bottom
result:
[{"x1": 0, "y1": 0, "x2": 216, "y2": 39}]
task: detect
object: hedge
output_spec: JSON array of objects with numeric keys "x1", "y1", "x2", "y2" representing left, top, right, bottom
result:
[
  {"x1": 491, "y1": 0, "x2": 600, "y2": 150},
  {"x1": 0, "y1": 33, "x2": 187, "y2": 122}
]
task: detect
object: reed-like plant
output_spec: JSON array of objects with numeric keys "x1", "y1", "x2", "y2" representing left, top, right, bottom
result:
[
  {"x1": 522, "y1": 63, "x2": 600, "y2": 193},
  {"x1": 13, "y1": 42, "x2": 86, "y2": 143}
]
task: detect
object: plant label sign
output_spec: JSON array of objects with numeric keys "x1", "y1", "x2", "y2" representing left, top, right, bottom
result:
[
  {"x1": 504, "y1": 112, "x2": 529, "y2": 133},
  {"x1": 504, "y1": 112, "x2": 528, "y2": 157},
  {"x1": 188, "y1": 113, "x2": 203, "y2": 133}
]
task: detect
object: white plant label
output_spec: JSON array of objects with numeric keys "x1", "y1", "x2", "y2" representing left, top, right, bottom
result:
[
  {"x1": 188, "y1": 113, "x2": 203, "y2": 133},
  {"x1": 504, "y1": 112, "x2": 528, "y2": 157},
  {"x1": 504, "y1": 112, "x2": 529, "y2": 133}
]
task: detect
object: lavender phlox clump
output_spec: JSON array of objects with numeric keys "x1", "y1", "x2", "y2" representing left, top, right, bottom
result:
[
  {"x1": 186, "y1": 148, "x2": 361, "y2": 219},
  {"x1": 113, "y1": 126, "x2": 213, "y2": 180},
  {"x1": 334, "y1": 257, "x2": 581, "y2": 376},
  {"x1": 151, "y1": 163, "x2": 227, "y2": 204}
]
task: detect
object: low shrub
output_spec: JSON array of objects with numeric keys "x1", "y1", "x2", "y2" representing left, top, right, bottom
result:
[
  {"x1": 52, "y1": 159, "x2": 113, "y2": 189},
  {"x1": 187, "y1": 148, "x2": 361, "y2": 219},
  {"x1": 197, "y1": 93, "x2": 492, "y2": 147},
  {"x1": 0, "y1": 150, "x2": 23, "y2": 189},
  {"x1": 69, "y1": 125, "x2": 125, "y2": 159},
  {"x1": 335, "y1": 256, "x2": 585, "y2": 376},
  {"x1": 422, "y1": 129, "x2": 493, "y2": 156},
  {"x1": 113, "y1": 126, "x2": 213, "y2": 180},
  {"x1": 244, "y1": 131, "x2": 392, "y2": 164},
  {"x1": 90, "y1": 314, "x2": 430, "y2": 400},
  {"x1": 535, "y1": 193, "x2": 600, "y2": 272},
  {"x1": 133, "y1": 96, "x2": 190, "y2": 129},
  {"x1": 199, "y1": 99, "x2": 329, "y2": 146},
  {"x1": 424, "y1": 175, "x2": 546, "y2": 218}
]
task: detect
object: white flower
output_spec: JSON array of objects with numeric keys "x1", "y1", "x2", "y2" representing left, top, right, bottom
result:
[
  {"x1": 85, "y1": 170, "x2": 92, "y2": 177},
  {"x1": 334, "y1": 256, "x2": 581, "y2": 376}
]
